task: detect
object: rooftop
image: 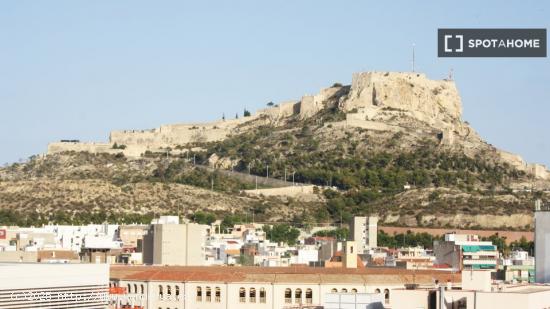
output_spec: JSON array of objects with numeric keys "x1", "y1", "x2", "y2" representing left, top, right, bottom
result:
[{"x1": 110, "y1": 265, "x2": 460, "y2": 285}]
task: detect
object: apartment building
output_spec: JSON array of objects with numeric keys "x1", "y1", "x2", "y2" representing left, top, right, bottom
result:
[
  {"x1": 142, "y1": 216, "x2": 208, "y2": 266},
  {"x1": 349, "y1": 216, "x2": 378, "y2": 254},
  {"x1": 434, "y1": 233, "x2": 499, "y2": 271}
]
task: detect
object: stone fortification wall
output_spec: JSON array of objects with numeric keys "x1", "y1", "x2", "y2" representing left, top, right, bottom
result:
[
  {"x1": 47, "y1": 142, "x2": 122, "y2": 155},
  {"x1": 298, "y1": 86, "x2": 341, "y2": 119}
]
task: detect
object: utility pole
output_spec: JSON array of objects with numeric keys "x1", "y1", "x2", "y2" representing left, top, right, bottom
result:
[
  {"x1": 248, "y1": 163, "x2": 251, "y2": 175},
  {"x1": 292, "y1": 172, "x2": 295, "y2": 186},
  {"x1": 211, "y1": 178, "x2": 214, "y2": 191},
  {"x1": 266, "y1": 165, "x2": 269, "y2": 179},
  {"x1": 284, "y1": 168, "x2": 287, "y2": 182},
  {"x1": 193, "y1": 154, "x2": 196, "y2": 165},
  {"x1": 255, "y1": 176, "x2": 258, "y2": 191}
]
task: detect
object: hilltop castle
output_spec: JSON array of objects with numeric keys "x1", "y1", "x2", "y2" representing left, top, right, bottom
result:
[{"x1": 47, "y1": 71, "x2": 549, "y2": 180}]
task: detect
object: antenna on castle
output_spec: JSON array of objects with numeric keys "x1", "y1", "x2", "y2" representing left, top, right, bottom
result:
[
  {"x1": 448, "y1": 68, "x2": 454, "y2": 80},
  {"x1": 412, "y1": 43, "x2": 416, "y2": 72}
]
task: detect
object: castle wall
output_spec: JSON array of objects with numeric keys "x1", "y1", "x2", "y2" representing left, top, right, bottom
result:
[
  {"x1": 299, "y1": 87, "x2": 341, "y2": 119},
  {"x1": 47, "y1": 142, "x2": 122, "y2": 155}
]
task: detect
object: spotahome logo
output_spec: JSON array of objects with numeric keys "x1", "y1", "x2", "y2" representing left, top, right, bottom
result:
[{"x1": 438, "y1": 28, "x2": 546, "y2": 57}]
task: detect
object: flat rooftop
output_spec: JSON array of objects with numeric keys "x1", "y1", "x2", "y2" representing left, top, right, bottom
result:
[{"x1": 110, "y1": 265, "x2": 460, "y2": 285}]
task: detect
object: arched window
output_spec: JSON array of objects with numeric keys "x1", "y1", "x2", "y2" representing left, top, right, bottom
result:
[
  {"x1": 196, "y1": 286, "x2": 202, "y2": 302},
  {"x1": 375, "y1": 288, "x2": 381, "y2": 294},
  {"x1": 159, "y1": 285, "x2": 164, "y2": 297},
  {"x1": 239, "y1": 287, "x2": 246, "y2": 303},
  {"x1": 341, "y1": 288, "x2": 348, "y2": 293},
  {"x1": 351, "y1": 288, "x2": 358, "y2": 293},
  {"x1": 331, "y1": 288, "x2": 337, "y2": 293},
  {"x1": 140, "y1": 284, "x2": 144, "y2": 294},
  {"x1": 175, "y1": 286, "x2": 180, "y2": 297},
  {"x1": 306, "y1": 288, "x2": 313, "y2": 304},
  {"x1": 167, "y1": 285, "x2": 172, "y2": 296},
  {"x1": 134, "y1": 284, "x2": 138, "y2": 294},
  {"x1": 384, "y1": 289, "x2": 390, "y2": 304},
  {"x1": 295, "y1": 288, "x2": 302, "y2": 304},
  {"x1": 259, "y1": 288, "x2": 266, "y2": 303},
  {"x1": 127, "y1": 284, "x2": 131, "y2": 293},
  {"x1": 284, "y1": 288, "x2": 292, "y2": 304},
  {"x1": 215, "y1": 287, "x2": 221, "y2": 302},
  {"x1": 247, "y1": 287, "x2": 254, "y2": 303},
  {"x1": 206, "y1": 286, "x2": 212, "y2": 302}
]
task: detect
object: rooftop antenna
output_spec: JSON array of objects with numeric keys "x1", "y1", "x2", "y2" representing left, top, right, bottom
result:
[
  {"x1": 412, "y1": 43, "x2": 416, "y2": 72},
  {"x1": 448, "y1": 68, "x2": 454, "y2": 80}
]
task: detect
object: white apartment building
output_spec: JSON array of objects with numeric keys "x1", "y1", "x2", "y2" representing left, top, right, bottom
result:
[
  {"x1": 0, "y1": 263, "x2": 109, "y2": 309},
  {"x1": 434, "y1": 233, "x2": 499, "y2": 271}
]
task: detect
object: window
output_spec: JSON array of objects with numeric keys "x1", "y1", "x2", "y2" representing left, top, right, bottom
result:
[
  {"x1": 159, "y1": 285, "x2": 164, "y2": 297},
  {"x1": 284, "y1": 288, "x2": 292, "y2": 304},
  {"x1": 341, "y1": 288, "x2": 348, "y2": 293},
  {"x1": 134, "y1": 284, "x2": 137, "y2": 294},
  {"x1": 351, "y1": 288, "x2": 358, "y2": 293},
  {"x1": 306, "y1": 288, "x2": 313, "y2": 304},
  {"x1": 259, "y1": 288, "x2": 266, "y2": 303},
  {"x1": 141, "y1": 285, "x2": 144, "y2": 294},
  {"x1": 375, "y1": 288, "x2": 381, "y2": 294},
  {"x1": 295, "y1": 288, "x2": 302, "y2": 304},
  {"x1": 167, "y1": 285, "x2": 172, "y2": 296},
  {"x1": 127, "y1": 284, "x2": 131, "y2": 293},
  {"x1": 249, "y1": 287, "x2": 256, "y2": 303},
  {"x1": 239, "y1": 287, "x2": 246, "y2": 303},
  {"x1": 384, "y1": 289, "x2": 390, "y2": 304},
  {"x1": 350, "y1": 246, "x2": 354, "y2": 254},
  {"x1": 175, "y1": 286, "x2": 180, "y2": 298},
  {"x1": 196, "y1": 286, "x2": 202, "y2": 302},
  {"x1": 331, "y1": 288, "x2": 337, "y2": 293},
  {"x1": 215, "y1": 287, "x2": 221, "y2": 302},
  {"x1": 206, "y1": 287, "x2": 211, "y2": 302}
]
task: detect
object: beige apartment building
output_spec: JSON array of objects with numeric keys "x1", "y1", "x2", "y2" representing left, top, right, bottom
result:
[
  {"x1": 142, "y1": 220, "x2": 207, "y2": 266},
  {"x1": 349, "y1": 216, "x2": 378, "y2": 253},
  {"x1": 109, "y1": 265, "x2": 459, "y2": 309}
]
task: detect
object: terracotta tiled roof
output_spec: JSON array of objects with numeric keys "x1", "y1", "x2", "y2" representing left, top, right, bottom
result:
[{"x1": 110, "y1": 265, "x2": 461, "y2": 285}]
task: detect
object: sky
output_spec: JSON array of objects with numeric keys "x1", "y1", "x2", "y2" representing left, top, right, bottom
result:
[{"x1": 0, "y1": 1, "x2": 549, "y2": 166}]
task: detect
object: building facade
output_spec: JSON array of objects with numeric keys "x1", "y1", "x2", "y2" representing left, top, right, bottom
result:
[
  {"x1": 0, "y1": 263, "x2": 109, "y2": 309},
  {"x1": 110, "y1": 265, "x2": 459, "y2": 309},
  {"x1": 434, "y1": 233, "x2": 499, "y2": 271},
  {"x1": 535, "y1": 199, "x2": 550, "y2": 283},
  {"x1": 349, "y1": 216, "x2": 378, "y2": 254},
  {"x1": 142, "y1": 217, "x2": 207, "y2": 266}
]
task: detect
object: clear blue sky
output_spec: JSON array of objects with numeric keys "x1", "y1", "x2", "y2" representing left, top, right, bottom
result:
[{"x1": 1, "y1": 1, "x2": 549, "y2": 166}]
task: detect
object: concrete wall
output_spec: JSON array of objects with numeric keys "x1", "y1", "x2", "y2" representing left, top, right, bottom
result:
[
  {"x1": 434, "y1": 241, "x2": 460, "y2": 270},
  {"x1": 392, "y1": 288, "x2": 550, "y2": 309},
  {"x1": 535, "y1": 210, "x2": 550, "y2": 283}
]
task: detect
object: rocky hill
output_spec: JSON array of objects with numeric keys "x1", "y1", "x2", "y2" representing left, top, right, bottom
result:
[{"x1": 1, "y1": 71, "x2": 548, "y2": 229}]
